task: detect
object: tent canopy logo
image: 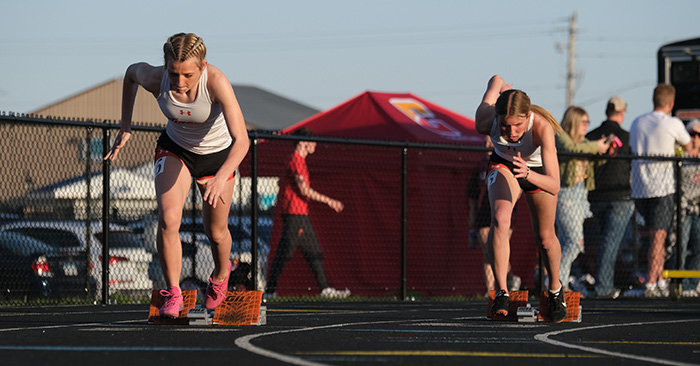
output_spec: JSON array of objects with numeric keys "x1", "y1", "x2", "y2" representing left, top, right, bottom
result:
[{"x1": 389, "y1": 98, "x2": 464, "y2": 139}]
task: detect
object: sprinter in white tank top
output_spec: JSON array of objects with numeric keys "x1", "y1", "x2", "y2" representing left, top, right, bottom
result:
[
  {"x1": 157, "y1": 66, "x2": 232, "y2": 155},
  {"x1": 474, "y1": 75, "x2": 568, "y2": 323},
  {"x1": 105, "y1": 33, "x2": 250, "y2": 317}
]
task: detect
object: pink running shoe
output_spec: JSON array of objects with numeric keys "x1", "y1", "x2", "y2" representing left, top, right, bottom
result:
[
  {"x1": 159, "y1": 287, "x2": 184, "y2": 318},
  {"x1": 205, "y1": 261, "x2": 231, "y2": 309}
]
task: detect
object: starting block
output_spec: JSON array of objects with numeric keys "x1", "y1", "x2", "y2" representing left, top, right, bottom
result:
[
  {"x1": 486, "y1": 290, "x2": 582, "y2": 323},
  {"x1": 516, "y1": 304, "x2": 539, "y2": 322},
  {"x1": 148, "y1": 290, "x2": 265, "y2": 326},
  {"x1": 186, "y1": 307, "x2": 213, "y2": 325},
  {"x1": 212, "y1": 291, "x2": 264, "y2": 326},
  {"x1": 538, "y1": 291, "x2": 582, "y2": 323},
  {"x1": 148, "y1": 289, "x2": 198, "y2": 325},
  {"x1": 487, "y1": 290, "x2": 529, "y2": 321}
]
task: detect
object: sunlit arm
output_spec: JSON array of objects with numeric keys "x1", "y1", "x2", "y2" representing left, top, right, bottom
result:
[
  {"x1": 475, "y1": 75, "x2": 512, "y2": 135},
  {"x1": 526, "y1": 113, "x2": 560, "y2": 196}
]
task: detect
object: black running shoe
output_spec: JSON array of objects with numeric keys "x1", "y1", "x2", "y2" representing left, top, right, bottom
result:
[
  {"x1": 491, "y1": 290, "x2": 509, "y2": 317},
  {"x1": 549, "y1": 290, "x2": 567, "y2": 323}
]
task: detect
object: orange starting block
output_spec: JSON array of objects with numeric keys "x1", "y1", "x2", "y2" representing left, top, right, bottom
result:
[
  {"x1": 213, "y1": 291, "x2": 264, "y2": 326},
  {"x1": 486, "y1": 290, "x2": 529, "y2": 321},
  {"x1": 486, "y1": 290, "x2": 582, "y2": 322},
  {"x1": 148, "y1": 290, "x2": 264, "y2": 326},
  {"x1": 538, "y1": 291, "x2": 581, "y2": 323},
  {"x1": 148, "y1": 289, "x2": 198, "y2": 325}
]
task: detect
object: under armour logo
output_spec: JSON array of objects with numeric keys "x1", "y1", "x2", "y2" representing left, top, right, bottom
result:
[{"x1": 180, "y1": 110, "x2": 191, "y2": 116}]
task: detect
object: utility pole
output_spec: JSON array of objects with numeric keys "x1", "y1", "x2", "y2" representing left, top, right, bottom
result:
[{"x1": 566, "y1": 10, "x2": 577, "y2": 107}]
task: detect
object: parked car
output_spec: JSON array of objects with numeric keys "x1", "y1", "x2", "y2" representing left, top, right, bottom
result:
[
  {"x1": 0, "y1": 221, "x2": 154, "y2": 297},
  {"x1": 0, "y1": 231, "x2": 95, "y2": 300}
]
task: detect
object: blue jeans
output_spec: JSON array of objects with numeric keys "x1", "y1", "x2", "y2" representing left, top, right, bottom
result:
[
  {"x1": 680, "y1": 214, "x2": 700, "y2": 291},
  {"x1": 556, "y1": 182, "x2": 591, "y2": 287},
  {"x1": 591, "y1": 200, "x2": 634, "y2": 296}
]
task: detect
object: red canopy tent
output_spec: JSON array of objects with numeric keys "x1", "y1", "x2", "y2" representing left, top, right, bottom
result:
[
  {"x1": 254, "y1": 91, "x2": 536, "y2": 297},
  {"x1": 282, "y1": 91, "x2": 483, "y2": 144}
]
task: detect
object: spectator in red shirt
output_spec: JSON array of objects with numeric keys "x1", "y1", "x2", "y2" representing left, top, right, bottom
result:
[{"x1": 265, "y1": 128, "x2": 350, "y2": 299}]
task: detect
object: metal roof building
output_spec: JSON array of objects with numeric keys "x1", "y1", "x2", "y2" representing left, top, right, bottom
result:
[{"x1": 30, "y1": 78, "x2": 320, "y2": 130}]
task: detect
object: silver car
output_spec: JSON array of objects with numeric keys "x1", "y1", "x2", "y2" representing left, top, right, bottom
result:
[{"x1": 0, "y1": 220, "x2": 153, "y2": 297}]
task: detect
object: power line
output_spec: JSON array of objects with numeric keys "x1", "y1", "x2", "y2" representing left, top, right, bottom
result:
[{"x1": 576, "y1": 80, "x2": 656, "y2": 107}]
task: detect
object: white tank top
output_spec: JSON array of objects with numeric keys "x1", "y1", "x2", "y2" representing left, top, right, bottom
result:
[
  {"x1": 489, "y1": 113, "x2": 543, "y2": 167},
  {"x1": 157, "y1": 67, "x2": 232, "y2": 154}
]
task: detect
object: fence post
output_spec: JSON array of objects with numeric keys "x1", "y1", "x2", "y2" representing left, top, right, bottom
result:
[
  {"x1": 674, "y1": 159, "x2": 683, "y2": 289},
  {"x1": 101, "y1": 125, "x2": 111, "y2": 305},
  {"x1": 85, "y1": 126, "x2": 93, "y2": 298},
  {"x1": 250, "y1": 136, "x2": 259, "y2": 291},
  {"x1": 400, "y1": 146, "x2": 408, "y2": 301},
  {"x1": 189, "y1": 178, "x2": 197, "y2": 279}
]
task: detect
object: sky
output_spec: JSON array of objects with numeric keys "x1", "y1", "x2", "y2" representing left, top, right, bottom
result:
[{"x1": 2, "y1": 0, "x2": 699, "y2": 132}]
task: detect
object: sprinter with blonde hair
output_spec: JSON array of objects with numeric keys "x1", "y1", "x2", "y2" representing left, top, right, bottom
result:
[
  {"x1": 106, "y1": 33, "x2": 250, "y2": 317},
  {"x1": 475, "y1": 74, "x2": 567, "y2": 323}
]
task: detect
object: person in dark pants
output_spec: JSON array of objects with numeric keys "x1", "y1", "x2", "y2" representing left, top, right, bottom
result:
[
  {"x1": 585, "y1": 97, "x2": 634, "y2": 298},
  {"x1": 265, "y1": 128, "x2": 350, "y2": 299}
]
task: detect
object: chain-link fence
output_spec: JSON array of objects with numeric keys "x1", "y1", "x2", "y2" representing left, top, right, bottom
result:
[{"x1": 0, "y1": 114, "x2": 697, "y2": 306}]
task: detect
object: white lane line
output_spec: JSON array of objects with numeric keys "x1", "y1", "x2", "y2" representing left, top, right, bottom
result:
[
  {"x1": 79, "y1": 327, "x2": 238, "y2": 332},
  {"x1": 235, "y1": 319, "x2": 407, "y2": 366},
  {"x1": 0, "y1": 345, "x2": 236, "y2": 352},
  {"x1": 0, "y1": 322, "x2": 107, "y2": 333},
  {"x1": 535, "y1": 318, "x2": 700, "y2": 366},
  {"x1": 0, "y1": 318, "x2": 144, "y2": 333},
  {"x1": 0, "y1": 309, "x2": 145, "y2": 317}
]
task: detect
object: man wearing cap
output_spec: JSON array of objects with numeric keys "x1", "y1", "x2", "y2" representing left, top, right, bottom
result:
[
  {"x1": 630, "y1": 84, "x2": 695, "y2": 297},
  {"x1": 586, "y1": 96, "x2": 633, "y2": 298}
]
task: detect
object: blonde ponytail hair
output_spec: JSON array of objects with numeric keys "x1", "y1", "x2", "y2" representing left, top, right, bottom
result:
[{"x1": 531, "y1": 104, "x2": 562, "y2": 134}]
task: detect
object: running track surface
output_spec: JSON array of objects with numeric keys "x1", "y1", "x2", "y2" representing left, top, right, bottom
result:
[{"x1": 0, "y1": 298, "x2": 699, "y2": 366}]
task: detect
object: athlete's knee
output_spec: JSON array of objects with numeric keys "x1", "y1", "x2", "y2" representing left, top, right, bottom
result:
[
  {"x1": 491, "y1": 210, "x2": 512, "y2": 233},
  {"x1": 206, "y1": 225, "x2": 231, "y2": 246},
  {"x1": 158, "y1": 210, "x2": 182, "y2": 233},
  {"x1": 537, "y1": 229, "x2": 559, "y2": 251}
]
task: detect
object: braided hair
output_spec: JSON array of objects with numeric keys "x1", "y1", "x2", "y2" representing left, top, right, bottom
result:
[{"x1": 163, "y1": 33, "x2": 207, "y2": 68}]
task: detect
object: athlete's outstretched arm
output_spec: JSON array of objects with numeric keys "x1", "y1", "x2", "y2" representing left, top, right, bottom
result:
[
  {"x1": 104, "y1": 62, "x2": 162, "y2": 161},
  {"x1": 475, "y1": 75, "x2": 512, "y2": 135}
]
